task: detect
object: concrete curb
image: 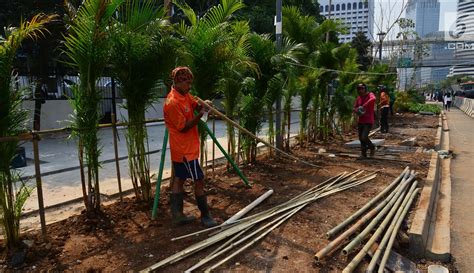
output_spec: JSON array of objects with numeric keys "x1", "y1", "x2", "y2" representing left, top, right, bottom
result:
[
  {"x1": 409, "y1": 152, "x2": 441, "y2": 257},
  {"x1": 408, "y1": 112, "x2": 452, "y2": 261}
]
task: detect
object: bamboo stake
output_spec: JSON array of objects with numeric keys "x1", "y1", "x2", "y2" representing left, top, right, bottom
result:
[
  {"x1": 196, "y1": 97, "x2": 321, "y2": 169},
  {"x1": 342, "y1": 181, "x2": 417, "y2": 273},
  {"x1": 32, "y1": 133, "x2": 47, "y2": 238},
  {"x1": 326, "y1": 167, "x2": 409, "y2": 238},
  {"x1": 151, "y1": 129, "x2": 168, "y2": 220}
]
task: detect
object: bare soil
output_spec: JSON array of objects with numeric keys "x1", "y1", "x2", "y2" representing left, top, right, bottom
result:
[{"x1": 1, "y1": 113, "x2": 453, "y2": 272}]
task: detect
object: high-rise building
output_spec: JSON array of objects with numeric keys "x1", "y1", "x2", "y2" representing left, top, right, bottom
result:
[
  {"x1": 318, "y1": 0, "x2": 375, "y2": 43},
  {"x1": 400, "y1": 0, "x2": 443, "y2": 88},
  {"x1": 405, "y1": 0, "x2": 440, "y2": 38},
  {"x1": 449, "y1": 0, "x2": 474, "y2": 77}
]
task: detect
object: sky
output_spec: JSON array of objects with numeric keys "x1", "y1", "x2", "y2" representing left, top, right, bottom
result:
[{"x1": 373, "y1": 0, "x2": 458, "y2": 40}]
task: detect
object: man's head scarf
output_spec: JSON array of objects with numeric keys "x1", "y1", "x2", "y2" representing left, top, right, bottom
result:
[{"x1": 171, "y1": 66, "x2": 193, "y2": 84}]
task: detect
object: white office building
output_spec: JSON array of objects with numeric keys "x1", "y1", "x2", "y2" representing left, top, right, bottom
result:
[{"x1": 318, "y1": 0, "x2": 375, "y2": 43}]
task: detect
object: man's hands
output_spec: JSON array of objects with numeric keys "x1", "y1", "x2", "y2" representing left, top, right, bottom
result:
[{"x1": 198, "y1": 99, "x2": 213, "y2": 115}]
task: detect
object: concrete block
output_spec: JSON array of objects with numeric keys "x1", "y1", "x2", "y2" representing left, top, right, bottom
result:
[{"x1": 345, "y1": 139, "x2": 385, "y2": 148}]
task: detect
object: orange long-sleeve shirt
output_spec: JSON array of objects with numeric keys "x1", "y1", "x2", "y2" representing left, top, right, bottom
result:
[
  {"x1": 380, "y1": 91, "x2": 390, "y2": 108},
  {"x1": 163, "y1": 88, "x2": 200, "y2": 163}
]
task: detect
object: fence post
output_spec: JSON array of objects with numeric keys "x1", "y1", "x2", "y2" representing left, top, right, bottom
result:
[
  {"x1": 32, "y1": 132, "x2": 47, "y2": 238},
  {"x1": 111, "y1": 78, "x2": 123, "y2": 202}
]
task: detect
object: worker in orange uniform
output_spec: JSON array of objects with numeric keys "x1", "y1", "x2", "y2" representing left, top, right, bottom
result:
[
  {"x1": 163, "y1": 66, "x2": 217, "y2": 227},
  {"x1": 378, "y1": 85, "x2": 390, "y2": 133}
]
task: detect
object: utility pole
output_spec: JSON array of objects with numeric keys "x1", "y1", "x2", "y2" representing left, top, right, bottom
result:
[
  {"x1": 377, "y1": 32, "x2": 386, "y2": 61},
  {"x1": 275, "y1": 0, "x2": 283, "y2": 150},
  {"x1": 325, "y1": 0, "x2": 332, "y2": 42}
]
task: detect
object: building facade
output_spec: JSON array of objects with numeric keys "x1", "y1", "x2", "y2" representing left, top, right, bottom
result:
[
  {"x1": 450, "y1": 0, "x2": 474, "y2": 77},
  {"x1": 399, "y1": 0, "x2": 445, "y2": 88},
  {"x1": 405, "y1": 0, "x2": 440, "y2": 38},
  {"x1": 318, "y1": 0, "x2": 375, "y2": 43}
]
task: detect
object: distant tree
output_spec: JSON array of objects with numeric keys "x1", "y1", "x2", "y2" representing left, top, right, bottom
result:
[{"x1": 351, "y1": 31, "x2": 373, "y2": 71}]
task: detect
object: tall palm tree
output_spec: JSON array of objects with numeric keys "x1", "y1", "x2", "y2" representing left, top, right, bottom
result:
[
  {"x1": 0, "y1": 14, "x2": 54, "y2": 249},
  {"x1": 109, "y1": 0, "x2": 180, "y2": 202},
  {"x1": 63, "y1": 0, "x2": 124, "y2": 215}
]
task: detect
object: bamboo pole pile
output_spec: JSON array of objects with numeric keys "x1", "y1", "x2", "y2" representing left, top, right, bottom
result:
[
  {"x1": 141, "y1": 170, "x2": 378, "y2": 272},
  {"x1": 313, "y1": 167, "x2": 420, "y2": 273}
]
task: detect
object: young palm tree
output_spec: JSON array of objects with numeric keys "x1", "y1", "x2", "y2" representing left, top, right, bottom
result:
[
  {"x1": 281, "y1": 6, "x2": 347, "y2": 142},
  {"x1": 0, "y1": 14, "x2": 54, "y2": 249},
  {"x1": 298, "y1": 65, "x2": 322, "y2": 145},
  {"x1": 174, "y1": 0, "x2": 254, "y2": 163},
  {"x1": 109, "y1": 0, "x2": 180, "y2": 202},
  {"x1": 265, "y1": 37, "x2": 304, "y2": 148},
  {"x1": 63, "y1": 0, "x2": 124, "y2": 215},
  {"x1": 215, "y1": 21, "x2": 256, "y2": 161}
]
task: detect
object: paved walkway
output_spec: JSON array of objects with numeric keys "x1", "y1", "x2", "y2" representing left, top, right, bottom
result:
[{"x1": 446, "y1": 107, "x2": 474, "y2": 271}]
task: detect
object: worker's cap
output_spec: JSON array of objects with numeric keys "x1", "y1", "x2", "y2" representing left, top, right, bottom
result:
[
  {"x1": 357, "y1": 83, "x2": 367, "y2": 91},
  {"x1": 171, "y1": 66, "x2": 193, "y2": 84}
]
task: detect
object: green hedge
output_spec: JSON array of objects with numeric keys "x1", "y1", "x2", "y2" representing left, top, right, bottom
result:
[{"x1": 407, "y1": 103, "x2": 441, "y2": 114}]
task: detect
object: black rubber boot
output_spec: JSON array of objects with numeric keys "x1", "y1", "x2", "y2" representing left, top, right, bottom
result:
[
  {"x1": 170, "y1": 193, "x2": 196, "y2": 225},
  {"x1": 369, "y1": 147, "x2": 376, "y2": 158},
  {"x1": 196, "y1": 195, "x2": 218, "y2": 228}
]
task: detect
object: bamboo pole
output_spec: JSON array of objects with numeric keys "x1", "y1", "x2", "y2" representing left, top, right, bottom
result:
[
  {"x1": 342, "y1": 181, "x2": 417, "y2": 273},
  {"x1": 143, "y1": 172, "x2": 376, "y2": 272},
  {"x1": 111, "y1": 113, "x2": 123, "y2": 202},
  {"x1": 326, "y1": 167, "x2": 409, "y2": 238},
  {"x1": 196, "y1": 98, "x2": 321, "y2": 169},
  {"x1": 151, "y1": 129, "x2": 169, "y2": 220},
  {"x1": 32, "y1": 133, "x2": 47, "y2": 238},
  {"x1": 0, "y1": 133, "x2": 33, "y2": 143},
  {"x1": 204, "y1": 206, "x2": 304, "y2": 272},
  {"x1": 341, "y1": 172, "x2": 415, "y2": 255},
  {"x1": 367, "y1": 181, "x2": 418, "y2": 272},
  {"x1": 378, "y1": 188, "x2": 419, "y2": 272},
  {"x1": 223, "y1": 189, "x2": 274, "y2": 225},
  {"x1": 171, "y1": 173, "x2": 346, "y2": 242},
  {"x1": 315, "y1": 172, "x2": 409, "y2": 261},
  {"x1": 188, "y1": 209, "x2": 294, "y2": 272}
]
